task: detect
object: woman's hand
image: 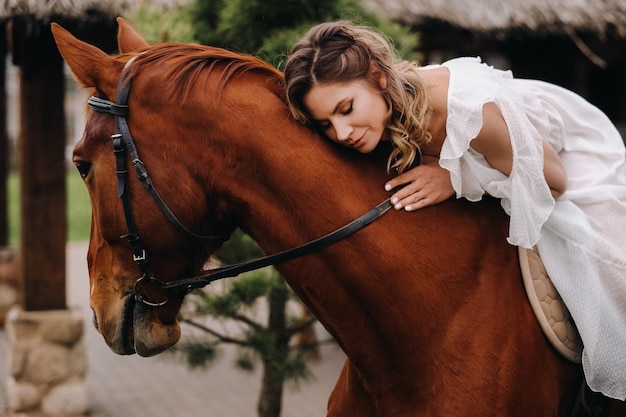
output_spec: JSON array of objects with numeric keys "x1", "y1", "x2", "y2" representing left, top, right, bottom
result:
[{"x1": 384, "y1": 156, "x2": 454, "y2": 211}]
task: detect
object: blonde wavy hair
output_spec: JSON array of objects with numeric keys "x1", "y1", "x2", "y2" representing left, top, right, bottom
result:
[{"x1": 284, "y1": 21, "x2": 431, "y2": 173}]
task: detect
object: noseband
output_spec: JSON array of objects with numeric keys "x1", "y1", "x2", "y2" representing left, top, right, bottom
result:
[{"x1": 88, "y1": 63, "x2": 392, "y2": 307}]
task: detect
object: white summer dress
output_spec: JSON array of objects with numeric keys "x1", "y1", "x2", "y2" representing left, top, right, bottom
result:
[{"x1": 430, "y1": 57, "x2": 626, "y2": 400}]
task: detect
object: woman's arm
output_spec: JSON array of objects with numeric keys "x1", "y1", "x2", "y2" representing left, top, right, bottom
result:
[
  {"x1": 540, "y1": 138, "x2": 568, "y2": 198},
  {"x1": 471, "y1": 102, "x2": 567, "y2": 198}
]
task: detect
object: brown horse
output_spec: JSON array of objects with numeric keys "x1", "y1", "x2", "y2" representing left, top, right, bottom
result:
[{"x1": 52, "y1": 19, "x2": 584, "y2": 416}]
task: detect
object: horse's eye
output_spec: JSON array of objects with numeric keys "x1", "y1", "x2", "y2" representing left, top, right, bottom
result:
[{"x1": 75, "y1": 162, "x2": 92, "y2": 179}]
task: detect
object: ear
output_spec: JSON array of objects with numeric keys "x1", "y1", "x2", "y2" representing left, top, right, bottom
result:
[
  {"x1": 51, "y1": 22, "x2": 120, "y2": 96},
  {"x1": 117, "y1": 17, "x2": 150, "y2": 53},
  {"x1": 369, "y1": 64, "x2": 388, "y2": 90}
]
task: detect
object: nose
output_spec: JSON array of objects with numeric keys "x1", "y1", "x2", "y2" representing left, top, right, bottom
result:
[{"x1": 334, "y1": 120, "x2": 354, "y2": 142}]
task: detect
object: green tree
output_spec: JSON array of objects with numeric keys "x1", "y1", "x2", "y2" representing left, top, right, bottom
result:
[
  {"x1": 188, "y1": 0, "x2": 420, "y2": 66},
  {"x1": 170, "y1": 230, "x2": 331, "y2": 417},
  {"x1": 129, "y1": 4, "x2": 196, "y2": 43}
]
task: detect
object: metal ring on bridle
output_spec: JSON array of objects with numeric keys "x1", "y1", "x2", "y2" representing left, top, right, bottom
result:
[{"x1": 133, "y1": 275, "x2": 169, "y2": 307}]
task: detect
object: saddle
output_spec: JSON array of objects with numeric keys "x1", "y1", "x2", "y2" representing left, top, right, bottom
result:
[{"x1": 518, "y1": 246, "x2": 583, "y2": 363}]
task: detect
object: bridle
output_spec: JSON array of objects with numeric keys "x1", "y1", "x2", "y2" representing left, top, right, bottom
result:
[{"x1": 87, "y1": 63, "x2": 392, "y2": 307}]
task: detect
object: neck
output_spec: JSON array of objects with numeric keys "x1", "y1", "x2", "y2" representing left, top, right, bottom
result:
[{"x1": 420, "y1": 66, "x2": 451, "y2": 155}]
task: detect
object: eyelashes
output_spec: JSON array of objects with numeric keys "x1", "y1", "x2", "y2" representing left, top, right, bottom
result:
[{"x1": 319, "y1": 100, "x2": 353, "y2": 131}]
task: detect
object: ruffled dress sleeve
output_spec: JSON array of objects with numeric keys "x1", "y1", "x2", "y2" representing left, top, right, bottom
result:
[{"x1": 437, "y1": 57, "x2": 555, "y2": 248}]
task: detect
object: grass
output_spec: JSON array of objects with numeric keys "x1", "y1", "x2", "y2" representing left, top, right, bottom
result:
[{"x1": 7, "y1": 170, "x2": 92, "y2": 243}]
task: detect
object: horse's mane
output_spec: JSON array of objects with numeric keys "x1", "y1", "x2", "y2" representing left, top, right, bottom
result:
[{"x1": 125, "y1": 43, "x2": 284, "y2": 101}]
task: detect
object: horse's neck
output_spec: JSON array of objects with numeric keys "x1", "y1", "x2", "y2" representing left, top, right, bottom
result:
[{"x1": 193, "y1": 95, "x2": 522, "y2": 393}]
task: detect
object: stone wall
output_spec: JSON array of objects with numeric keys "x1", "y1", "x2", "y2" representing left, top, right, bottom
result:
[
  {"x1": 0, "y1": 247, "x2": 19, "y2": 326},
  {"x1": 4, "y1": 307, "x2": 89, "y2": 417}
]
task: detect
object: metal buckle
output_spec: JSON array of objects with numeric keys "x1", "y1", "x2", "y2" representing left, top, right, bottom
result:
[{"x1": 133, "y1": 250, "x2": 147, "y2": 263}]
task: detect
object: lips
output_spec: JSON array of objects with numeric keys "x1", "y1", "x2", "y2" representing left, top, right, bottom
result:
[
  {"x1": 99, "y1": 293, "x2": 136, "y2": 355},
  {"x1": 132, "y1": 299, "x2": 181, "y2": 357},
  {"x1": 96, "y1": 292, "x2": 182, "y2": 356},
  {"x1": 350, "y1": 132, "x2": 366, "y2": 148}
]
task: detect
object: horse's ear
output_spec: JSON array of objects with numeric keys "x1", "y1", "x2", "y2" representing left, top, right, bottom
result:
[
  {"x1": 51, "y1": 23, "x2": 119, "y2": 95},
  {"x1": 116, "y1": 17, "x2": 150, "y2": 52}
]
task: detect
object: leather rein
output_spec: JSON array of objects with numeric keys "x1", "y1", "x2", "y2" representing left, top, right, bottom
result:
[{"x1": 87, "y1": 65, "x2": 392, "y2": 307}]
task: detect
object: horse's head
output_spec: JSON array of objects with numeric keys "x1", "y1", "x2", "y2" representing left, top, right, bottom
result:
[{"x1": 52, "y1": 18, "x2": 250, "y2": 356}]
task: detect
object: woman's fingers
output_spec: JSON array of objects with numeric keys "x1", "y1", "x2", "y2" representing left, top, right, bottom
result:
[{"x1": 385, "y1": 159, "x2": 454, "y2": 211}]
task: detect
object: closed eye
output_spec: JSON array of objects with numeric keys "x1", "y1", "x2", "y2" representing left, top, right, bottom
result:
[
  {"x1": 75, "y1": 162, "x2": 92, "y2": 179},
  {"x1": 317, "y1": 102, "x2": 353, "y2": 131},
  {"x1": 319, "y1": 121, "x2": 332, "y2": 131}
]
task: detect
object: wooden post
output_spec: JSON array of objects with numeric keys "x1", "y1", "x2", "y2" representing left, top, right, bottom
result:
[
  {"x1": 14, "y1": 18, "x2": 66, "y2": 310},
  {"x1": 0, "y1": 22, "x2": 8, "y2": 247}
]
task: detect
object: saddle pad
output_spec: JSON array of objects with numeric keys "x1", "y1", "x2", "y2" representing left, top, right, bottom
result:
[{"x1": 518, "y1": 246, "x2": 583, "y2": 363}]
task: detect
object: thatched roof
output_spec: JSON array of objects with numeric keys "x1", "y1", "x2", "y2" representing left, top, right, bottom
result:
[
  {"x1": 362, "y1": 0, "x2": 626, "y2": 38},
  {"x1": 0, "y1": 0, "x2": 187, "y2": 20}
]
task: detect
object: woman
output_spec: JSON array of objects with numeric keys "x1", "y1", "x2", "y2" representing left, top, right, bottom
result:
[{"x1": 284, "y1": 21, "x2": 626, "y2": 401}]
